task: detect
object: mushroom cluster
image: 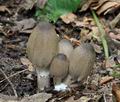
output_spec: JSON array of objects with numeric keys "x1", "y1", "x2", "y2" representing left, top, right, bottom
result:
[{"x1": 27, "y1": 22, "x2": 96, "y2": 92}]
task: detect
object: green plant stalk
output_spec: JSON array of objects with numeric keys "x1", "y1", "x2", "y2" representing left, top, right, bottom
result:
[{"x1": 91, "y1": 10, "x2": 109, "y2": 59}]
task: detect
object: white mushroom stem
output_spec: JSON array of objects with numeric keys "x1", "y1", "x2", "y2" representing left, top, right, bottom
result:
[
  {"x1": 54, "y1": 83, "x2": 69, "y2": 91},
  {"x1": 36, "y1": 68, "x2": 50, "y2": 91}
]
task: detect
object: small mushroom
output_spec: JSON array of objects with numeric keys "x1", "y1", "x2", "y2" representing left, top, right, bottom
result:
[
  {"x1": 69, "y1": 43, "x2": 96, "y2": 82},
  {"x1": 50, "y1": 53, "x2": 69, "y2": 91},
  {"x1": 58, "y1": 39, "x2": 73, "y2": 59},
  {"x1": 27, "y1": 22, "x2": 59, "y2": 91}
]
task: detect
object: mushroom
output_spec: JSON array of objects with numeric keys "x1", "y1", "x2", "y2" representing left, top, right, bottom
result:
[
  {"x1": 50, "y1": 53, "x2": 69, "y2": 91},
  {"x1": 58, "y1": 39, "x2": 73, "y2": 59},
  {"x1": 69, "y1": 43, "x2": 96, "y2": 83},
  {"x1": 27, "y1": 22, "x2": 59, "y2": 91},
  {"x1": 49, "y1": 39, "x2": 73, "y2": 91}
]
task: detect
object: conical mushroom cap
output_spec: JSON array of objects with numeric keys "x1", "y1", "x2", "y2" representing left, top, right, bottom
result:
[
  {"x1": 69, "y1": 43, "x2": 96, "y2": 81},
  {"x1": 27, "y1": 22, "x2": 59, "y2": 69}
]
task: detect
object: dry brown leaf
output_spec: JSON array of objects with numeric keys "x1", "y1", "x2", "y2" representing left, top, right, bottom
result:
[
  {"x1": 60, "y1": 13, "x2": 77, "y2": 24},
  {"x1": 14, "y1": 18, "x2": 36, "y2": 31},
  {"x1": 80, "y1": 0, "x2": 98, "y2": 12},
  {"x1": 100, "y1": 76, "x2": 113, "y2": 85},
  {"x1": 63, "y1": 35, "x2": 80, "y2": 46},
  {"x1": 20, "y1": 57, "x2": 34, "y2": 72},
  {"x1": 109, "y1": 32, "x2": 120, "y2": 40},
  {"x1": 21, "y1": 0, "x2": 36, "y2": 10},
  {"x1": 66, "y1": 96, "x2": 90, "y2": 102},
  {"x1": 110, "y1": 13, "x2": 120, "y2": 28},
  {"x1": 104, "y1": 4, "x2": 120, "y2": 15},
  {"x1": 112, "y1": 83, "x2": 120, "y2": 102},
  {"x1": 21, "y1": 93, "x2": 52, "y2": 102},
  {"x1": 0, "y1": 5, "x2": 11, "y2": 14},
  {"x1": 96, "y1": 2, "x2": 119, "y2": 15},
  {"x1": 92, "y1": 0, "x2": 108, "y2": 10},
  {"x1": 80, "y1": 29, "x2": 92, "y2": 42},
  {"x1": 81, "y1": 0, "x2": 120, "y2": 15},
  {"x1": 105, "y1": 56, "x2": 116, "y2": 68},
  {"x1": 92, "y1": 43, "x2": 102, "y2": 53},
  {"x1": 74, "y1": 21, "x2": 87, "y2": 27}
]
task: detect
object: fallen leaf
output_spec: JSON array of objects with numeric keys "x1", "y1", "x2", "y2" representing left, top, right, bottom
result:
[
  {"x1": 60, "y1": 13, "x2": 77, "y2": 24},
  {"x1": 110, "y1": 13, "x2": 120, "y2": 28},
  {"x1": 21, "y1": 0, "x2": 36, "y2": 10},
  {"x1": 112, "y1": 83, "x2": 120, "y2": 102},
  {"x1": 63, "y1": 35, "x2": 80, "y2": 46},
  {"x1": 100, "y1": 76, "x2": 113, "y2": 85},
  {"x1": 105, "y1": 56, "x2": 116, "y2": 68},
  {"x1": 0, "y1": 5, "x2": 11, "y2": 14},
  {"x1": 66, "y1": 96, "x2": 91, "y2": 102},
  {"x1": 96, "y1": 2, "x2": 119, "y2": 15},
  {"x1": 80, "y1": 0, "x2": 98, "y2": 12},
  {"x1": 21, "y1": 93, "x2": 52, "y2": 102},
  {"x1": 20, "y1": 57, "x2": 34, "y2": 72},
  {"x1": 92, "y1": 43, "x2": 102, "y2": 53},
  {"x1": 14, "y1": 18, "x2": 36, "y2": 31},
  {"x1": 109, "y1": 32, "x2": 120, "y2": 40}
]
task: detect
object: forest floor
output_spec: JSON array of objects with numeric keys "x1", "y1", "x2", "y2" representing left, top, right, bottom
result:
[{"x1": 0, "y1": 0, "x2": 120, "y2": 102}]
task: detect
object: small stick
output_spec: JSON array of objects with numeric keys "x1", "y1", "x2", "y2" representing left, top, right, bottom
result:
[
  {"x1": 0, "y1": 69, "x2": 28, "y2": 84},
  {"x1": 110, "y1": 13, "x2": 120, "y2": 28},
  {"x1": 63, "y1": 35, "x2": 80, "y2": 45},
  {"x1": 0, "y1": 69, "x2": 18, "y2": 97}
]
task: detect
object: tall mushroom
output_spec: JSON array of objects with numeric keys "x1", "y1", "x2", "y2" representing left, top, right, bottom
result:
[{"x1": 27, "y1": 22, "x2": 59, "y2": 91}]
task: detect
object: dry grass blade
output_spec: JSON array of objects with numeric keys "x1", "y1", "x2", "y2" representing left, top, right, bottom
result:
[
  {"x1": 0, "y1": 69, "x2": 18, "y2": 97},
  {"x1": 0, "y1": 69, "x2": 28, "y2": 84}
]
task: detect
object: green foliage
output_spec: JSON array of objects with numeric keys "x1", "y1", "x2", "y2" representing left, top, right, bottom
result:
[
  {"x1": 35, "y1": 0, "x2": 81, "y2": 22},
  {"x1": 112, "y1": 71, "x2": 120, "y2": 78}
]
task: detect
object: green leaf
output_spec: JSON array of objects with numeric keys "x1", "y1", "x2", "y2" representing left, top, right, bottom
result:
[{"x1": 35, "y1": 0, "x2": 81, "y2": 22}]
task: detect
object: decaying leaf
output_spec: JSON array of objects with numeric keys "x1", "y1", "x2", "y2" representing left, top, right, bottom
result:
[
  {"x1": 66, "y1": 96, "x2": 91, "y2": 102},
  {"x1": 80, "y1": 0, "x2": 120, "y2": 15},
  {"x1": 80, "y1": 0, "x2": 98, "y2": 12},
  {"x1": 13, "y1": 18, "x2": 36, "y2": 31},
  {"x1": 21, "y1": 93, "x2": 52, "y2": 102},
  {"x1": 60, "y1": 13, "x2": 77, "y2": 24},
  {"x1": 112, "y1": 83, "x2": 120, "y2": 102},
  {"x1": 92, "y1": 43, "x2": 102, "y2": 53},
  {"x1": 110, "y1": 13, "x2": 120, "y2": 28},
  {"x1": 109, "y1": 32, "x2": 120, "y2": 40},
  {"x1": 20, "y1": 57, "x2": 34, "y2": 72},
  {"x1": 0, "y1": 5, "x2": 11, "y2": 14},
  {"x1": 100, "y1": 76, "x2": 113, "y2": 85},
  {"x1": 105, "y1": 56, "x2": 116, "y2": 68},
  {"x1": 95, "y1": 1, "x2": 119, "y2": 15},
  {"x1": 21, "y1": 0, "x2": 36, "y2": 10}
]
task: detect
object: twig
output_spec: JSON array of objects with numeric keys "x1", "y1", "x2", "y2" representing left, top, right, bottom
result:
[
  {"x1": 110, "y1": 13, "x2": 120, "y2": 28},
  {"x1": 0, "y1": 69, "x2": 28, "y2": 84},
  {"x1": 0, "y1": 83, "x2": 9, "y2": 92},
  {"x1": 103, "y1": 93, "x2": 107, "y2": 102},
  {"x1": 0, "y1": 69, "x2": 18, "y2": 97}
]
